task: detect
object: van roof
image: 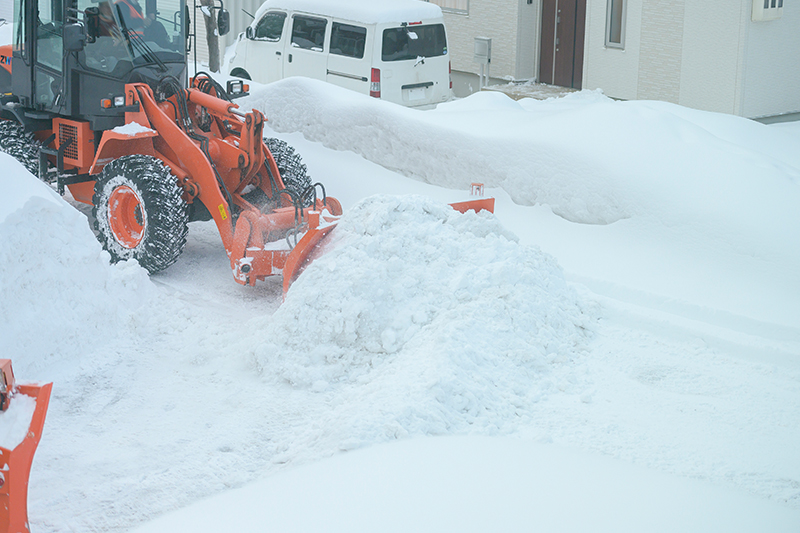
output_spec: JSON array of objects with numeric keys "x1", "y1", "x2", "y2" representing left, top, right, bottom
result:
[{"x1": 252, "y1": 0, "x2": 443, "y2": 25}]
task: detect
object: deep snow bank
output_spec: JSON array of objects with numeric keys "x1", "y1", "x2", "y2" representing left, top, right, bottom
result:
[
  {"x1": 0, "y1": 156, "x2": 155, "y2": 375},
  {"x1": 244, "y1": 78, "x2": 800, "y2": 274},
  {"x1": 245, "y1": 80, "x2": 629, "y2": 225},
  {"x1": 253, "y1": 195, "x2": 593, "y2": 437}
]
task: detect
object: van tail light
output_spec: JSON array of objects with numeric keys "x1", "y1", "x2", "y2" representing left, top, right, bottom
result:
[
  {"x1": 449, "y1": 61, "x2": 452, "y2": 89},
  {"x1": 370, "y1": 68, "x2": 381, "y2": 98}
]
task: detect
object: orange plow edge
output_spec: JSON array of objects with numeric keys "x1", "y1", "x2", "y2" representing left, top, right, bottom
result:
[{"x1": 0, "y1": 360, "x2": 53, "y2": 533}]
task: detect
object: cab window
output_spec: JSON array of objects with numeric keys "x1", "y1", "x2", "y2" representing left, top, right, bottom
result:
[{"x1": 254, "y1": 11, "x2": 285, "y2": 40}]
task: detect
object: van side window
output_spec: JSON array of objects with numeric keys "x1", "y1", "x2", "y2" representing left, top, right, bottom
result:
[
  {"x1": 291, "y1": 16, "x2": 327, "y2": 51},
  {"x1": 382, "y1": 24, "x2": 447, "y2": 62},
  {"x1": 254, "y1": 11, "x2": 286, "y2": 41},
  {"x1": 330, "y1": 23, "x2": 366, "y2": 59}
]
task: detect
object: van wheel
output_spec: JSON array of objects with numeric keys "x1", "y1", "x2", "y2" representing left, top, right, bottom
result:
[
  {"x1": 265, "y1": 137, "x2": 313, "y2": 206},
  {"x1": 230, "y1": 68, "x2": 251, "y2": 80},
  {"x1": 92, "y1": 155, "x2": 188, "y2": 273}
]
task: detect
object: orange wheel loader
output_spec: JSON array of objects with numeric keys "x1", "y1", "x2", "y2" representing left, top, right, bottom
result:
[{"x1": 0, "y1": 0, "x2": 342, "y2": 292}]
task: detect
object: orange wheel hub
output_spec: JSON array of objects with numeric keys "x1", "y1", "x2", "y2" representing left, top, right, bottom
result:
[{"x1": 108, "y1": 185, "x2": 145, "y2": 248}]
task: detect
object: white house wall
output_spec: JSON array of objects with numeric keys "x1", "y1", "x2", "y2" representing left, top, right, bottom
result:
[
  {"x1": 583, "y1": 0, "x2": 643, "y2": 100},
  {"x1": 637, "y1": 0, "x2": 685, "y2": 104},
  {"x1": 678, "y1": 0, "x2": 745, "y2": 115},
  {"x1": 741, "y1": 2, "x2": 800, "y2": 118},
  {"x1": 515, "y1": 0, "x2": 539, "y2": 80},
  {"x1": 442, "y1": 0, "x2": 521, "y2": 79},
  {"x1": 0, "y1": 0, "x2": 12, "y2": 23}
]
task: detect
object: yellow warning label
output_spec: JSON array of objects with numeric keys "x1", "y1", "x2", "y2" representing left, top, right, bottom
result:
[{"x1": 218, "y1": 204, "x2": 228, "y2": 220}]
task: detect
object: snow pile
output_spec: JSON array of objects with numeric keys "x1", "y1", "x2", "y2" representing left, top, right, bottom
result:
[
  {"x1": 253, "y1": 195, "x2": 593, "y2": 437},
  {"x1": 112, "y1": 122, "x2": 156, "y2": 136},
  {"x1": 245, "y1": 79, "x2": 800, "y2": 259},
  {"x1": 0, "y1": 393, "x2": 37, "y2": 450},
  {"x1": 0, "y1": 157, "x2": 155, "y2": 372},
  {"x1": 246, "y1": 78, "x2": 800, "y2": 326}
]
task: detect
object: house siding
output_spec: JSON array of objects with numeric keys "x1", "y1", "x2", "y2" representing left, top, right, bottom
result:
[
  {"x1": 443, "y1": 0, "x2": 521, "y2": 79},
  {"x1": 584, "y1": 0, "x2": 754, "y2": 116},
  {"x1": 742, "y1": 2, "x2": 800, "y2": 118},
  {"x1": 636, "y1": 0, "x2": 684, "y2": 103},
  {"x1": 678, "y1": 0, "x2": 744, "y2": 115},
  {"x1": 583, "y1": 0, "x2": 643, "y2": 100},
  {"x1": 515, "y1": 0, "x2": 540, "y2": 80}
]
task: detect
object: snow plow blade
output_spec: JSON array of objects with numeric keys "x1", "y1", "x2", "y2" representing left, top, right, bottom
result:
[
  {"x1": 282, "y1": 218, "x2": 338, "y2": 296},
  {"x1": 449, "y1": 197, "x2": 495, "y2": 214},
  {"x1": 0, "y1": 359, "x2": 53, "y2": 533}
]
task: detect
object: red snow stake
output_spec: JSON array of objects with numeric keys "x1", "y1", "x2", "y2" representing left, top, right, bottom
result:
[
  {"x1": 0, "y1": 359, "x2": 53, "y2": 533},
  {"x1": 450, "y1": 183, "x2": 495, "y2": 214}
]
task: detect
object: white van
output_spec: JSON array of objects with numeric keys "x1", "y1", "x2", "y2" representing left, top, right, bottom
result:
[{"x1": 227, "y1": 0, "x2": 452, "y2": 108}]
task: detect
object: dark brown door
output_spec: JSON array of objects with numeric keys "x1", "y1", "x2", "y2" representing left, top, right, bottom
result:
[{"x1": 539, "y1": 0, "x2": 586, "y2": 89}]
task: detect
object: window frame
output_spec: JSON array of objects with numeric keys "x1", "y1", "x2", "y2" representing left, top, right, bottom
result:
[
  {"x1": 752, "y1": 0, "x2": 784, "y2": 21},
  {"x1": 605, "y1": 0, "x2": 626, "y2": 49}
]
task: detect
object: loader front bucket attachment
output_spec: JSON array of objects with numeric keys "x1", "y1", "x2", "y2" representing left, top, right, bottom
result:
[
  {"x1": 0, "y1": 360, "x2": 53, "y2": 533},
  {"x1": 449, "y1": 197, "x2": 495, "y2": 214}
]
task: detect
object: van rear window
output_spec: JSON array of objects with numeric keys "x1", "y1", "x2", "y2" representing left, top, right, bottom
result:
[
  {"x1": 330, "y1": 23, "x2": 366, "y2": 59},
  {"x1": 382, "y1": 24, "x2": 447, "y2": 62}
]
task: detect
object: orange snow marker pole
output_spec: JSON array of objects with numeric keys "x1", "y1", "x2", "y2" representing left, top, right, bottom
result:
[
  {"x1": 450, "y1": 182, "x2": 495, "y2": 214},
  {"x1": 0, "y1": 360, "x2": 53, "y2": 533}
]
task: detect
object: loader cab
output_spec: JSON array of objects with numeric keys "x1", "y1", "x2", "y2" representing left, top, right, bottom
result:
[{"x1": 10, "y1": 0, "x2": 188, "y2": 130}]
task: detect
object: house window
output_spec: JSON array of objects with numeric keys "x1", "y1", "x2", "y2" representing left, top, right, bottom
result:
[
  {"x1": 752, "y1": 0, "x2": 783, "y2": 21},
  {"x1": 427, "y1": 0, "x2": 468, "y2": 15},
  {"x1": 605, "y1": 0, "x2": 625, "y2": 48}
]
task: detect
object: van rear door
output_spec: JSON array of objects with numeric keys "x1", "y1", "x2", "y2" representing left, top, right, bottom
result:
[
  {"x1": 284, "y1": 14, "x2": 328, "y2": 81},
  {"x1": 326, "y1": 22, "x2": 370, "y2": 96},
  {"x1": 380, "y1": 23, "x2": 450, "y2": 107}
]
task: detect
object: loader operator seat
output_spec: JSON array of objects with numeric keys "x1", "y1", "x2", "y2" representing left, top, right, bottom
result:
[
  {"x1": 87, "y1": 0, "x2": 171, "y2": 73},
  {"x1": 85, "y1": 0, "x2": 130, "y2": 73}
]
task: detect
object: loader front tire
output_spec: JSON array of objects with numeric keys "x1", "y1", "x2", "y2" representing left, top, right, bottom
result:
[
  {"x1": 93, "y1": 155, "x2": 188, "y2": 274},
  {"x1": 0, "y1": 120, "x2": 42, "y2": 178},
  {"x1": 264, "y1": 137, "x2": 313, "y2": 206}
]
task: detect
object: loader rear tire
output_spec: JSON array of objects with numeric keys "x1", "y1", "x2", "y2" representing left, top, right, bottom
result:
[
  {"x1": 264, "y1": 137, "x2": 313, "y2": 206},
  {"x1": 92, "y1": 155, "x2": 189, "y2": 274},
  {"x1": 0, "y1": 120, "x2": 42, "y2": 179}
]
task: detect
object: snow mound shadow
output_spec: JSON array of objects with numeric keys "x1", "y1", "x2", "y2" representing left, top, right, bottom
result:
[{"x1": 253, "y1": 195, "x2": 594, "y2": 433}]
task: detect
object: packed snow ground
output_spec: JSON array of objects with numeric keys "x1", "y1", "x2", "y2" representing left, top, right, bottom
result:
[{"x1": 1, "y1": 78, "x2": 799, "y2": 532}]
